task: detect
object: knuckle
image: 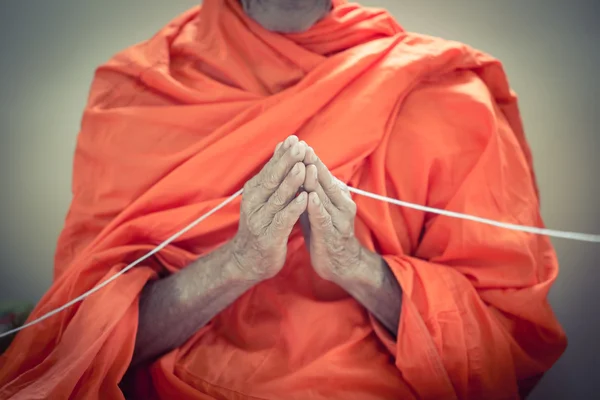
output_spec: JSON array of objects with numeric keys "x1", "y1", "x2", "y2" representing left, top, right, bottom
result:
[
  {"x1": 285, "y1": 147, "x2": 303, "y2": 163},
  {"x1": 282, "y1": 151, "x2": 295, "y2": 166},
  {"x1": 241, "y1": 191, "x2": 258, "y2": 211},
  {"x1": 339, "y1": 221, "x2": 354, "y2": 237},
  {"x1": 270, "y1": 190, "x2": 287, "y2": 208},
  {"x1": 321, "y1": 194, "x2": 333, "y2": 209},
  {"x1": 262, "y1": 173, "x2": 280, "y2": 191},
  {"x1": 272, "y1": 212, "x2": 288, "y2": 231},
  {"x1": 324, "y1": 180, "x2": 340, "y2": 196},
  {"x1": 319, "y1": 213, "x2": 333, "y2": 228},
  {"x1": 247, "y1": 215, "x2": 265, "y2": 236},
  {"x1": 328, "y1": 180, "x2": 341, "y2": 193},
  {"x1": 293, "y1": 163, "x2": 306, "y2": 180},
  {"x1": 280, "y1": 177, "x2": 293, "y2": 194}
]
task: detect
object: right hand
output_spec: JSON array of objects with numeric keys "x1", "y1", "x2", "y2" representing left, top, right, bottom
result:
[{"x1": 231, "y1": 135, "x2": 308, "y2": 280}]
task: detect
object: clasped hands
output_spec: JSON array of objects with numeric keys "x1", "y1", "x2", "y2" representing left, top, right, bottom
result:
[{"x1": 231, "y1": 135, "x2": 374, "y2": 284}]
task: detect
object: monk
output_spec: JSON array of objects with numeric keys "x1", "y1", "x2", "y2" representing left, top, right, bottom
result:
[{"x1": 0, "y1": 0, "x2": 567, "y2": 399}]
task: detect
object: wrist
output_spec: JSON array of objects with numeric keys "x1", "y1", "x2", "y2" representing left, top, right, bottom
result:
[
  {"x1": 227, "y1": 238, "x2": 271, "y2": 283},
  {"x1": 332, "y1": 242, "x2": 385, "y2": 291}
]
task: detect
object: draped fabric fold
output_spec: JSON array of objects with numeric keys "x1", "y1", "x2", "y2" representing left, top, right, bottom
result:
[{"x1": 0, "y1": 0, "x2": 565, "y2": 399}]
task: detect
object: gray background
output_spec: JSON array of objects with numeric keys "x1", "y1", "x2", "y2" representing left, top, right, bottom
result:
[{"x1": 0, "y1": 0, "x2": 598, "y2": 398}]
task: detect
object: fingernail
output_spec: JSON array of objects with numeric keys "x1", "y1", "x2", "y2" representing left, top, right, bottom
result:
[
  {"x1": 292, "y1": 143, "x2": 300, "y2": 156},
  {"x1": 313, "y1": 194, "x2": 320, "y2": 205},
  {"x1": 275, "y1": 142, "x2": 282, "y2": 152},
  {"x1": 283, "y1": 137, "x2": 291, "y2": 149},
  {"x1": 296, "y1": 192, "x2": 306, "y2": 202},
  {"x1": 292, "y1": 163, "x2": 300, "y2": 175}
]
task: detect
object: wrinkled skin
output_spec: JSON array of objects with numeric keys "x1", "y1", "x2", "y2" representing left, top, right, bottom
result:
[
  {"x1": 233, "y1": 136, "x2": 309, "y2": 279},
  {"x1": 300, "y1": 149, "x2": 364, "y2": 282},
  {"x1": 232, "y1": 134, "x2": 365, "y2": 283},
  {"x1": 240, "y1": 0, "x2": 333, "y2": 33}
]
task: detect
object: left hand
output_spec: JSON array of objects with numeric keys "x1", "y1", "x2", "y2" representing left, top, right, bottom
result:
[{"x1": 300, "y1": 147, "x2": 364, "y2": 282}]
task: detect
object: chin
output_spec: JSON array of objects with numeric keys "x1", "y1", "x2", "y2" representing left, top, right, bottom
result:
[{"x1": 241, "y1": 0, "x2": 333, "y2": 33}]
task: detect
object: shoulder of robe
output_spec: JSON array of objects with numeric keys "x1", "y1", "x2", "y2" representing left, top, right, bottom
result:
[
  {"x1": 82, "y1": 8, "x2": 200, "y2": 111},
  {"x1": 392, "y1": 69, "x2": 496, "y2": 161}
]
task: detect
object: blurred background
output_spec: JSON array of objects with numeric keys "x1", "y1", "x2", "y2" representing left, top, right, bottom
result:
[{"x1": 0, "y1": 0, "x2": 598, "y2": 397}]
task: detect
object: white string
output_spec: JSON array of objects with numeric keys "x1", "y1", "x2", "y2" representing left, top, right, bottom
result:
[
  {"x1": 0, "y1": 188, "x2": 244, "y2": 339},
  {"x1": 347, "y1": 186, "x2": 600, "y2": 243},
  {"x1": 1, "y1": 184, "x2": 598, "y2": 339}
]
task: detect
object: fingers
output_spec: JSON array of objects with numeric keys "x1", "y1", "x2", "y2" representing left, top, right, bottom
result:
[
  {"x1": 265, "y1": 162, "x2": 306, "y2": 216},
  {"x1": 303, "y1": 144, "x2": 318, "y2": 165},
  {"x1": 305, "y1": 166, "x2": 339, "y2": 235},
  {"x1": 271, "y1": 191, "x2": 308, "y2": 237},
  {"x1": 312, "y1": 180, "x2": 338, "y2": 216},
  {"x1": 310, "y1": 181, "x2": 357, "y2": 235},
  {"x1": 307, "y1": 192, "x2": 334, "y2": 238},
  {"x1": 249, "y1": 140, "x2": 307, "y2": 206},
  {"x1": 303, "y1": 154, "x2": 354, "y2": 213},
  {"x1": 300, "y1": 145, "x2": 346, "y2": 208},
  {"x1": 304, "y1": 164, "x2": 318, "y2": 192},
  {"x1": 302, "y1": 147, "x2": 357, "y2": 236},
  {"x1": 313, "y1": 158, "x2": 348, "y2": 209},
  {"x1": 264, "y1": 141, "x2": 306, "y2": 188},
  {"x1": 273, "y1": 135, "x2": 299, "y2": 162}
]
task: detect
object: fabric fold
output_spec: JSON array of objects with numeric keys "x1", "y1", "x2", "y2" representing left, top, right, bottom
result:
[
  {"x1": 355, "y1": 67, "x2": 566, "y2": 399},
  {"x1": 0, "y1": 1, "x2": 565, "y2": 399}
]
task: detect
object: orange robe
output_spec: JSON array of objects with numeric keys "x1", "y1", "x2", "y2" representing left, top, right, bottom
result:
[{"x1": 0, "y1": 0, "x2": 566, "y2": 399}]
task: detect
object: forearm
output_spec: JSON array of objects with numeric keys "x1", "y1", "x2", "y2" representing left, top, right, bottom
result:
[
  {"x1": 333, "y1": 248, "x2": 402, "y2": 336},
  {"x1": 131, "y1": 241, "x2": 260, "y2": 366}
]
